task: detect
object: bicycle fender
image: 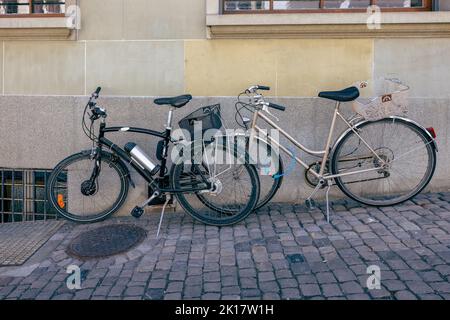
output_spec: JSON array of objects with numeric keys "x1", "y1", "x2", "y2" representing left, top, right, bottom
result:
[{"x1": 389, "y1": 116, "x2": 438, "y2": 152}]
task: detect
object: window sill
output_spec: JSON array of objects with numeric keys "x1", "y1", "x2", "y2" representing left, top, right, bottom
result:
[
  {"x1": 207, "y1": 12, "x2": 450, "y2": 38},
  {"x1": 0, "y1": 16, "x2": 74, "y2": 40}
]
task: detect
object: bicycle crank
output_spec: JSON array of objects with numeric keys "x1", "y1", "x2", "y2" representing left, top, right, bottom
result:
[
  {"x1": 131, "y1": 206, "x2": 145, "y2": 219},
  {"x1": 305, "y1": 162, "x2": 330, "y2": 188},
  {"x1": 305, "y1": 198, "x2": 317, "y2": 210},
  {"x1": 131, "y1": 191, "x2": 160, "y2": 218}
]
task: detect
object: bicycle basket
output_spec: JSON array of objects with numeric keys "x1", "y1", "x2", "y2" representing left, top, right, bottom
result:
[
  {"x1": 178, "y1": 104, "x2": 223, "y2": 141},
  {"x1": 352, "y1": 78, "x2": 409, "y2": 121}
]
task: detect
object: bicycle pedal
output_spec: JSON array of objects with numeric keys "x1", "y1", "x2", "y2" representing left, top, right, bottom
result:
[
  {"x1": 131, "y1": 206, "x2": 144, "y2": 219},
  {"x1": 305, "y1": 198, "x2": 317, "y2": 210}
]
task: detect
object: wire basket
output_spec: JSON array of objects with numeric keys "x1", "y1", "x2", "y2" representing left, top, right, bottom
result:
[
  {"x1": 352, "y1": 78, "x2": 409, "y2": 121},
  {"x1": 178, "y1": 104, "x2": 223, "y2": 141}
]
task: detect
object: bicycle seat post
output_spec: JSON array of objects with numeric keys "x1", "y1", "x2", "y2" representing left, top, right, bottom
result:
[{"x1": 166, "y1": 107, "x2": 175, "y2": 130}]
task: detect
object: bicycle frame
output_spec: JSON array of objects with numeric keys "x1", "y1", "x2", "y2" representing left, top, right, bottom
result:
[
  {"x1": 249, "y1": 100, "x2": 388, "y2": 181},
  {"x1": 93, "y1": 109, "x2": 212, "y2": 194}
]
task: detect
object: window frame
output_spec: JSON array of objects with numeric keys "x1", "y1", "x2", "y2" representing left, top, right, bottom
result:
[
  {"x1": 0, "y1": 1, "x2": 65, "y2": 18},
  {"x1": 222, "y1": 0, "x2": 432, "y2": 14}
]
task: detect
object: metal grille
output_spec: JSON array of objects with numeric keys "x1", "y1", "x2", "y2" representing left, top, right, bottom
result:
[
  {"x1": 0, "y1": 168, "x2": 64, "y2": 223},
  {"x1": 0, "y1": 1, "x2": 65, "y2": 15}
]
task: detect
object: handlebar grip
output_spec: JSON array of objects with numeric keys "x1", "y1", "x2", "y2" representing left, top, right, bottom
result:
[
  {"x1": 257, "y1": 85, "x2": 270, "y2": 91},
  {"x1": 268, "y1": 102, "x2": 286, "y2": 112},
  {"x1": 95, "y1": 87, "x2": 102, "y2": 95}
]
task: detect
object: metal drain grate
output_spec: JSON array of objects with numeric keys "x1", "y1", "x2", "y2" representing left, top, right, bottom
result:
[
  {"x1": 287, "y1": 254, "x2": 305, "y2": 263},
  {"x1": 67, "y1": 224, "x2": 147, "y2": 259},
  {"x1": 0, "y1": 221, "x2": 65, "y2": 266}
]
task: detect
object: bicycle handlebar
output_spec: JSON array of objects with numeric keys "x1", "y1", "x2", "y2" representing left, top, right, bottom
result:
[
  {"x1": 88, "y1": 87, "x2": 102, "y2": 107},
  {"x1": 242, "y1": 85, "x2": 287, "y2": 112},
  {"x1": 268, "y1": 102, "x2": 286, "y2": 112},
  {"x1": 246, "y1": 85, "x2": 270, "y2": 93}
]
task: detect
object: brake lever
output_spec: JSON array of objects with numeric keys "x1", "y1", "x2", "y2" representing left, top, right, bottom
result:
[
  {"x1": 262, "y1": 103, "x2": 279, "y2": 122},
  {"x1": 88, "y1": 92, "x2": 99, "y2": 106}
]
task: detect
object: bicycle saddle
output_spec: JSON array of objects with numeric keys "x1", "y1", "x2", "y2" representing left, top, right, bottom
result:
[
  {"x1": 154, "y1": 94, "x2": 192, "y2": 108},
  {"x1": 318, "y1": 86, "x2": 360, "y2": 102}
]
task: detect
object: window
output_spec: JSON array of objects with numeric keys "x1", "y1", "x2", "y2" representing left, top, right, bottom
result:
[
  {"x1": 223, "y1": 0, "x2": 432, "y2": 13},
  {"x1": 0, "y1": 1, "x2": 65, "y2": 16},
  {"x1": 0, "y1": 168, "x2": 64, "y2": 223}
]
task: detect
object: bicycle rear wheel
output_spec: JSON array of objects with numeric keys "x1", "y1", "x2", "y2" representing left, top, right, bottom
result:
[
  {"x1": 47, "y1": 151, "x2": 129, "y2": 223},
  {"x1": 331, "y1": 117, "x2": 436, "y2": 206},
  {"x1": 170, "y1": 142, "x2": 260, "y2": 226}
]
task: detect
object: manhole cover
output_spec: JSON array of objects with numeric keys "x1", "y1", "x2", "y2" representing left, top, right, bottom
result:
[{"x1": 67, "y1": 224, "x2": 147, "y2": 259}]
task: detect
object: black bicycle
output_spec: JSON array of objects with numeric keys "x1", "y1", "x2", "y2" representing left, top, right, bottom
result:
[{"x1": 46, "y1": 88, "x2": 260, "y2": 226}]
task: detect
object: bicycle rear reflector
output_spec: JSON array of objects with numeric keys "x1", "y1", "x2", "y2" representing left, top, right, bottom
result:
[
  {"x1": 57, "y1": 194, "x2": 65, "y2": 209},
  {"x1": 426, "y1": 127, "x2": 437, "y2": 139}
]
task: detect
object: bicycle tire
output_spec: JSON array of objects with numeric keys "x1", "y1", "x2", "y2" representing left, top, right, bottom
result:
[
  {"x1": 170, "y1": 143, "x2": 260, "y2": 226},
  {"x1": 249, "y1": 138, "x2": 284, "y2": 210},
  {"x1": 47, "y1": 151, "x2": 129, "y2": 223},
  {"x1": 331, "y1": 117, "x2": 436, "y2": 207}
]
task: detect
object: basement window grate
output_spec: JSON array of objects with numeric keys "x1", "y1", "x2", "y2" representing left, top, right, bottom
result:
[{"x1": 0, "y1": 168, "x2": 64, "y2": 223}]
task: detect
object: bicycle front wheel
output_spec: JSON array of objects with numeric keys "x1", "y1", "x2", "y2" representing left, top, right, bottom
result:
[
  {"x1": 47, "y1": 151, "x2": 129, "y2": 223},
  {"x1": 331, "y1": 117, "x2": 436, "y2": 207},
  {"x1": 171, "y1": 142, "x2": 260, "y2": 226},
  {"x1": 247, "y1": 137, "x2": 284, "y2": 210}
]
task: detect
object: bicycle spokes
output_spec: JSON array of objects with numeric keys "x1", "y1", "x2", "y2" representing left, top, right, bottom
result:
[{"x1": 332, "y1": 118, "x2": 436, "y2": 206}]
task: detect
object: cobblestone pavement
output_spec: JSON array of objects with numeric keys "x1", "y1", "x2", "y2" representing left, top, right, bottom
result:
[{"x1": 0, "y1": 192, "x2": 450, "y2": 300}]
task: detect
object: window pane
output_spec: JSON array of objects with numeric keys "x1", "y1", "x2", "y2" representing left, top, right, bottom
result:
[
  {"x1": 324, "y1": 0, "x2": 370, "y2": 9},
  {"x1": 3, "y1": 200, "x2": 11, "y2": 212},
  {"x1": 224, "y1": 1, "x2": 270, "y2": 11},
  {"x1": 0, "y1": 1, "x2": 65, "y2": 14},
  {"x1": 13, "y1": 200, "x2": 23, "y2": 213},
  {"x1": 2, "y1": 200, "x2": 23, "y2": 213},
  {"x1": 15, "y1": 187, "x2": 24, "y2": 200},
  {"x1": 376, "y1": 0, "x2": 423, "y2": 8},
  {"x1": 34, "y1": 186, "x2": 45, "y2": 201},
  {"x1": 273, "y1": 0, "x2": 320, "y2": 10},
  {"x1": 2, "y1": 171, "x2": 23, "y2": 199},
  {"x1": 34, "y1": 200, "x2": 45, "y2": 214},
  {"x1": 0, "y1": 0, "x2": 30, "y2": 14},
  {"x1": 3, "y1": 171, "x2": 23, "y2": 181},
  {"x1": 33, "y1": 0, "x2": 65, "y2": 14},
  {"x1": 34, "y1": 171, "x2": 48, "y2": 187}
]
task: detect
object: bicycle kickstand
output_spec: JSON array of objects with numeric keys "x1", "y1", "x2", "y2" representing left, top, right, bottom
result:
[
  {"x1": 325, "y1": 180, "x2": 332, "y2": 223},
  {"x1": 156, "y1": 197, "x2": 171, "y2": 238},
  {"x1": 305, "y1": 179, "x2": 325, "y2": 210}
]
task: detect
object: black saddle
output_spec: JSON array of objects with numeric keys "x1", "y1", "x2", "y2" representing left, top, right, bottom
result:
[
  {"x1": 154, "y1": 94, "x2": 192, "y2": 108},
  {"x1": 318, "y1": 86, "x2": 360, "y2": 102}
]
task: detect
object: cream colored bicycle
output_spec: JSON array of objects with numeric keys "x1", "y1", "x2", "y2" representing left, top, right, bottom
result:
[{"x1": 235, "y1": 80, "x2": 437, "y2": 220}]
